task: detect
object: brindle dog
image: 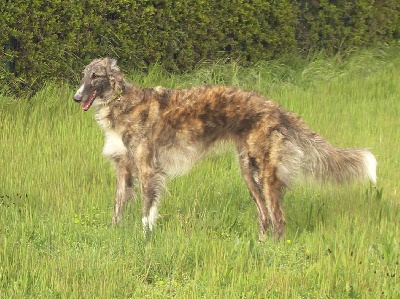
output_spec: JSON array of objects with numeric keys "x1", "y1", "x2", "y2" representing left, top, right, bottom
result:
[{"x1": 73, "y1": 58, "x2": 376, "y2": 240}]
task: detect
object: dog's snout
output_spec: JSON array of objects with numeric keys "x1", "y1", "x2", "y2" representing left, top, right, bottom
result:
[{"x1": 74, "y1": 84, "x2": 84, "y2": 102}]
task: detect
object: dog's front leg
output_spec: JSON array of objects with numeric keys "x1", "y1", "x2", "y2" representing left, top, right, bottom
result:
[
  {"x1": 140, "y1": 168, "x2": 166, "y2": 234},
  {"x1": 112, "y1": 159, "x2": 137, "y2": 224}
]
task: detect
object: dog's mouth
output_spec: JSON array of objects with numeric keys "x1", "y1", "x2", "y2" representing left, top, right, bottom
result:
[{"x1": 81, "y1": 91, "x2": 97, "y2": 111}]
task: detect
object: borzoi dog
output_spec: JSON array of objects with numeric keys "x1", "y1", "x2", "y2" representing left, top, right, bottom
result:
[{"x1": 73, "y1": 58, "x2": 376, "y2": 240}]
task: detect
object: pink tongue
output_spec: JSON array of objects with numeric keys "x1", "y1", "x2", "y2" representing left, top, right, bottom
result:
[
  {"x1": 81, "y1": 99, "x2": 92, "y2": 111},
  {"x1": 81, "y1": 91, "x2": 96, "y2": 111}
]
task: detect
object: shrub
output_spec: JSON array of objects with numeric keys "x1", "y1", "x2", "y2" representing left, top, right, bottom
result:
[{"x1": 0, "y1": 0, "x2": 399, "y2": 96}]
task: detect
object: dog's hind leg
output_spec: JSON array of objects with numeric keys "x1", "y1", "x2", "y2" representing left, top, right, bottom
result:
[
  {"x1": 112, "y1": 159, "x2": 137, "y2": 224},
  {"x1": 140, "y1": 169, "x2": 166, "y2": 233},
  {"x1": 237, "y1": 151, "x2": 272, "y2": 242},
  {"x1": 261, "y1": 165, "x2": 286, "y2": 239}
]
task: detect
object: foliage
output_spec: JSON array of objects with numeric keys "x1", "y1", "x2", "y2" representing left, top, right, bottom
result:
[
  {"x1": 0, "y1": 0, "x2": 399, "y2": 96},
  {"x1": 297, "y1": 0, "x2": 400, "y2": 54}
]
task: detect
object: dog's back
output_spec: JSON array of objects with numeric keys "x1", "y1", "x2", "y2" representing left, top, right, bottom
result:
[{"x1": 135, "y1": 85, "x2": 376, "y2": 187}]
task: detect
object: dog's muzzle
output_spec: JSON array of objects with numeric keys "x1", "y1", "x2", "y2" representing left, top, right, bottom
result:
[
  {"x1": 73, "y1": 84, "x2": 97, "y2": 111},
  {"x1": 73, "y1": 84, "x2": 84, "y2": 103}
]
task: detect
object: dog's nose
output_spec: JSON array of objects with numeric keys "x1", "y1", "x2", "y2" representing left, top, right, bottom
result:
[{"x1": 73, "y1": 95, "x2": 81, "y2": 103}]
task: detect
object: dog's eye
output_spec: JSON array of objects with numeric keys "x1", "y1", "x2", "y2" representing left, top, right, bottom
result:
[{"x1": 92, "y1": 73, "x2": 99, "y2": 79}]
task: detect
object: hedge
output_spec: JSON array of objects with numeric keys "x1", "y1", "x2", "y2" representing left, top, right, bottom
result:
[
  {"x1": 0, "y1": 0, "x2": 399, "y2": 96},
  {"x1": 297, "y1": 0, "x2": 400, "y2": 54}
]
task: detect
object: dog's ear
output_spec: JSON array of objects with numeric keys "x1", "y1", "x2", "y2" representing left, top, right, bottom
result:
[{"x1": 107, "y1": 58, "x2": 125, "y2": 93}]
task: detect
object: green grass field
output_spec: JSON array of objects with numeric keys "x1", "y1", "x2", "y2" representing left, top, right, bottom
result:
[{"x1": 1, "y1": 47, "x2": 399, "y2": 298}]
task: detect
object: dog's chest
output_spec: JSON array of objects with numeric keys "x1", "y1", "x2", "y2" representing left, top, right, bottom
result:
[
  {"x1": 95, "y1": 107, "x2": 127, "y2": 158},
  {"x1": 103, "y1": 131, "x2": 127, "y2": 158}
]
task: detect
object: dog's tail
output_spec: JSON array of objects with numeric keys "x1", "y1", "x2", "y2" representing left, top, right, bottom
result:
[{"x1": 276, "y1": 112, "x2": 377, "y2": 187}]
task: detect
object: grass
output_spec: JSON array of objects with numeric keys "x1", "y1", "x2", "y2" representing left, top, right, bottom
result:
[{"x1": 1, "y1": 46, "x2": 399, "y2": 298}]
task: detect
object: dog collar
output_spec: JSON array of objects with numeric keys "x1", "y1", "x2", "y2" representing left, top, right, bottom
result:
[{"x1": 108, "y1": 90, "x2": 123, "y2": 103}]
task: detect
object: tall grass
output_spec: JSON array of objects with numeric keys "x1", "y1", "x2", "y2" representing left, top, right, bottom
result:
[{"x1": 1, "y1": 46, "x2": 399, "y2": 298}]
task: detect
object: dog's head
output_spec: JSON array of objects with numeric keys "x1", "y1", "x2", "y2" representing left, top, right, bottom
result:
[{"x1": 73, "y1": 58, "x2": 124, "y2": 111}]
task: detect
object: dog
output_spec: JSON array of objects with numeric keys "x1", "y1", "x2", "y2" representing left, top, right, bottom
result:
[{"x1": 73, "y1": 58, "x2": 377, "y2": 241}]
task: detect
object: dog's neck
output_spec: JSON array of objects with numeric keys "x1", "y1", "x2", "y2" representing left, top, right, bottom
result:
[
  {"x1": 94, "y1": 104, "x2": 113, "y2": 132},
  {"x1": 94, "y1": 82, "x2": 143, "y2": 132}
]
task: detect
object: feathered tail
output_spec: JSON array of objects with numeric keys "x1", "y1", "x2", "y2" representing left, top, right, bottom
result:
[{"x1": 276, "y1": 112, "x2": 377, "y2": 187}]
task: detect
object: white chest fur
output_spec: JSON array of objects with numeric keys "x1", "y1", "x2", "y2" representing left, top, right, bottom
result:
[
  {"x1": 103, "y1": 131, "x2": 127, "y2": 158},
  {"x1": 95, "y1": 106, "x2": 127, "y2": 158}
]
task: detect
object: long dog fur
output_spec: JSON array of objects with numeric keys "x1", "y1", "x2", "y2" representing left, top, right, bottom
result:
[{"x1": 73, "y1": 58, "x2": 377, "y2": 240}]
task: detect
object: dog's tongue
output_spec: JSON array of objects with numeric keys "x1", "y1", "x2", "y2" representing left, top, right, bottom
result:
[
  {"x1": 81, "y1": 99, "x2": 92, "y2": 111},
  {"x1": 81, "y1": 91, "x2": 97, "y2": 111}
]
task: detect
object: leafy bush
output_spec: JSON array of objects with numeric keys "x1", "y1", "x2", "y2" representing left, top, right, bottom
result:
[
  {"x1": 0, "y1": 0, "x2": 399, "y2": 96},
  {"x1": 297, "y1": 0, "x2": 400, "y2": 54}
]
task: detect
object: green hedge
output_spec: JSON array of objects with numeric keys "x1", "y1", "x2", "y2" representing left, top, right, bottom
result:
[
  {"x1": 297, "y1": 0, "x2": 400, "y2": 54},
  {"x1": 0, "y1": 0, "x2": 399, "y2": 96}
]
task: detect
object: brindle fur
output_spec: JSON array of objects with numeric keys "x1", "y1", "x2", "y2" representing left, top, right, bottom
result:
[{"x1": 73, "y1": 58, "x2": 377, "y2": 241}]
